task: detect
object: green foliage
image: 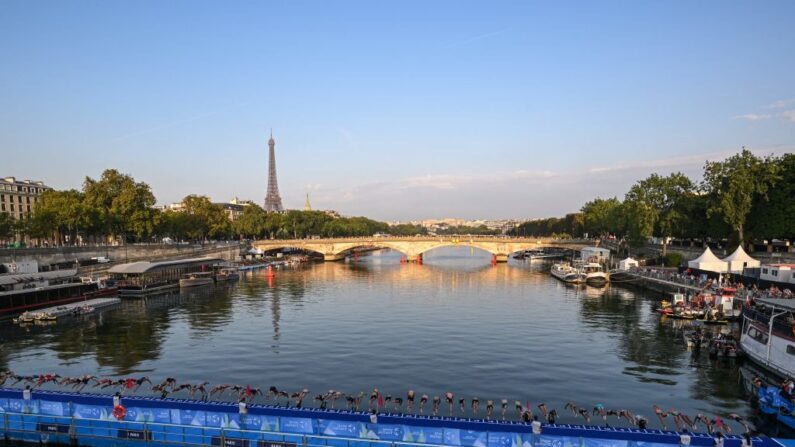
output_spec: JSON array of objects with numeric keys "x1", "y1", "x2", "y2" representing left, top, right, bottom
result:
[
  {"x1": 434, "y1": 225, "x2": 499, "y2": 235},
  {"x1": 746, "y1": 153, "x2": 795, "y2": 240},
  {"x1": 0, "y1": 212, "x2": 14, "y2": 240},
  {"x1": 388, "y1": 224, "x2": 428, "y2": 236},
  {"x1": 508, "y1": 213, "x2": 584, "y2": 237},
  {"x1": 663, "y1": 252, "x2": 683, "y2": 267},
  {"x1": 82, "y1": 169, "x2": 158, "y2": 241},
  {"x1": 702, "y1": 149, "x2": 781, "y2": 242},
  {"x1": 581, "y1": 197, "x2": 623, "y2": 237}
]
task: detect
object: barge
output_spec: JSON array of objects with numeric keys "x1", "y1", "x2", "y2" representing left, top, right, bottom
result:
[{"x1": 0, "y1": 388, "x2": 777, "y2": 447}]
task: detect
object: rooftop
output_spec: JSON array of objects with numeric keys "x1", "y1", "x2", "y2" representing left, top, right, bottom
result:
[{"x1": 107, "y1": 257, "x2": 223, "y2": 274}]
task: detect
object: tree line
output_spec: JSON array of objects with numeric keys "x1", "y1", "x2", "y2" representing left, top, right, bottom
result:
[
  {"x1": 509, "y1": 149, "x2": 793, "y2": 250},
  {"x1": 0, "y1": 169, "x2": 415, "y2": 245}
]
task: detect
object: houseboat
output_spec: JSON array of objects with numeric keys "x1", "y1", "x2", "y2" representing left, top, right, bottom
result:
[
  {"x1": 740, "y1": 297, "x2": 795, "y2": 378},
  {"x1": 108, "y1": 257, "x2": 223, "y2": 296},
  {"x1": 550, "y1": 263, "x2": 586, "y2": 284},
  {"x1": 0, "y1": 270, "x2": 116, "y2": 322}
]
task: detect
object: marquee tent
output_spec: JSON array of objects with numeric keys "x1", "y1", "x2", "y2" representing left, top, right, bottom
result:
[
  {"x1": 687, "y1": 247, "x2": 728, "y2": 273},
  {"x1": 722, "y1": 245, "x2": 761, "y2": 273}
]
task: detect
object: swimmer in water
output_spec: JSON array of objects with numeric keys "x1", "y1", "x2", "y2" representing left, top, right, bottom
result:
[
  {"x1": 637, "y1": 416, "x2": 648, "y2": 430},
  {"x1": 420, "y1": 394, "x2": 428, "y2": 413},
  {"x1": 564, "y1": 402, "x2": 579, "y2": 417},
  {"x1": 729, "y1": 413, "x2": 750, "y2": 433},
  {"x1": 653, "y1": 405, "x2": 668, "y2": 430},
  {"x1": 446, "y1": 392, "x2": 454, "y2": 416}
]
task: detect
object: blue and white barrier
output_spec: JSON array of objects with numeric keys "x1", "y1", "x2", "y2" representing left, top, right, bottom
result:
[{"x1": 0, "y1": 388, "x2": 778, "y2": 447}]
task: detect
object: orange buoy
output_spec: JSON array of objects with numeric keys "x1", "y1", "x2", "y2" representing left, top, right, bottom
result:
[{"x1": 112, "y1": 404, "x2": 126, "y2": 420}]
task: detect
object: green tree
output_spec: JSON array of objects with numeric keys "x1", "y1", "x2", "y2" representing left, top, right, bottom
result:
[
  {"x1": 83, "y1": 169, "x2": 158, "y2": 242},
  {"x1": 233, "y1": 204, "x2": 268, "y2": 239},
  {"x1": 702, "y1": 148, "x2": 781, "y2": 244},
  {"x1": 746, "y1": 153, "x2": 795, "y2": 240},
  {"x1": 0, "y1": 212, "x2": 14, "y2": 242},
  {"x1": 581, "y1": 197, "x2": 623, "y2": 237},
  {"x1": 180, "y1": 195, "x2": 231, "y2": 241},
  {"x1": 624, "y1": 173, "x2": 694, "y2": 254}
]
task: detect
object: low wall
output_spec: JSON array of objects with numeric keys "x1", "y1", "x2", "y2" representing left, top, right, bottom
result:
[
  {"x1": 0, "y1": 388, "x2": 770, "y2": 447},
  {"x1": 0, "y1": 243, "x2": 245, "y2": 271}
]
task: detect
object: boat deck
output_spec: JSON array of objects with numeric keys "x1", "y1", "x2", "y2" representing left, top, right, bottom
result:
[{"x1": 18, "y1": 297, "x2": 121, "y2": 319}]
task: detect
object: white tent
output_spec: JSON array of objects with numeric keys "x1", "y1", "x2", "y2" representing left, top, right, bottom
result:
[
  {"x1": 618, "y1": 257, "x2": 639, "y2": 271},
  {"x1": 687, "y1": 247, "x2": 728, "y2": 273},
  {"x1": 722, "y1": 245, "x2": 761, "y2": 273}
]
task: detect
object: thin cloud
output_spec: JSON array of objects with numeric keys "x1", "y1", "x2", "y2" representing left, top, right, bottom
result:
[
  {"x1": 782, "y1": 110, "x2": 795, "y2": 123},
  {"x1": 766, "y1": 99, "x2": 795, "y2": 109},
  {"x1": 733, "y1": 113, "x2": 772, "y2": 121}
]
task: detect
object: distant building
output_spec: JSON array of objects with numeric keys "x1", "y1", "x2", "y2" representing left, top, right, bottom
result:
[
  {"x1": 0, "y1": 177, "x2": 51, "y2": 220},
  {"x1": 304, "y1": 193, "x2": 312, "y2": 212},
  {"x1": 217, "y1": 197, "x2": 253, "y2": 221}
]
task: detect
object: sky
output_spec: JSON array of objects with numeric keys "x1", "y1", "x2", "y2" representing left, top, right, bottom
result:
[{"x1": 2, "y1": 1, "x2": 794, "y2": 221}]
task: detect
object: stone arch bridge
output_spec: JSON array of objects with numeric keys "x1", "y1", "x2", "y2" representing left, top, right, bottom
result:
[{"x1": 251, "y1": 237, "x2": 594, "y2": 262}]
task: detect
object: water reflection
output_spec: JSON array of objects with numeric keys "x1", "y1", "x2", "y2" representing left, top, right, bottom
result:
[{"x1": 0, "y1": 248, "x2": 756, "y2": 432}]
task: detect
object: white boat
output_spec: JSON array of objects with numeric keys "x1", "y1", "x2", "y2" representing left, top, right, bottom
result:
[
  {"x1": 179, "y1": 272, "x2": 215, "y2": 288},
  {"x1": 550, "y1": 263, "x2": 586, "y2": 284},
  {"x1": 740, "y1": 297, "x2": 795, "y2": 378},
  {"x1": 577, "y1": 262, "x2": 610, "y2": 286},
  {"x1": 215, "y1": 267, "x2": 240, "y2": 282}
]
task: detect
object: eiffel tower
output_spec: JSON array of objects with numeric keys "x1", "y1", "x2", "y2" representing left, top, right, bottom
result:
[{"x1": 264, "y1": 130, "x2": 284, "y2": 212}]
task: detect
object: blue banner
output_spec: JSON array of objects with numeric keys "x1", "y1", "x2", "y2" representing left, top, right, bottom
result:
[
  {"x1": 7, "y1": 398, "x2": 38, "y2": 414},
  {"x1": 536, "y1": 435, "x2": 582, "y2": 447},
  {"x1": 39, "y1": 400, "x2": 67, "y2": 416},
  {"x1": 369, "y1": 423, "x2": 404, "y2": 441},
  {"x1": 173, "y1": 408, "x2": 207, "y2": 426},
  {"x1": 239, "y1": 414, "x2": 279, "y2": 432},
  {"x1": 583, "y1": 438, "x2": 628, "y2": 447},
  {"x1": 317, "y1": 419, "x2": 362, "y2": 438},
  {"x1": 280, "y1": 417, "x2": 314, "y2": 434},
  {"x1": 73, "y1": 403, "x2": 108, "y2": 420},
  {"x1": 445, "y1": 428, "x2": 488, "y2": 447},
  {"x1": 404, "y1": 425, "x2": 445, "y2": 444},
  {"x1": 488, "y1": 431, "x2": 522, "y2": 447}
]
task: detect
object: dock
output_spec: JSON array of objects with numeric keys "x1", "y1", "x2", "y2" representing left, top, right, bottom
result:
[
  {"x1": 16, "y1": 297, "x2": 121, "y2": 320},
  {"x1": 611, "y1": 270, "x2": 703, "y2": 295},
  {"x1": 0, "y1": 388, "x2": 777, "y2": 447}
]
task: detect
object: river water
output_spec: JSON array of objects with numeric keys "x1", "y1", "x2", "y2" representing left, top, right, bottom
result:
[{"x1": 0, "y1": 248, "x2": 760, "y2": 432}]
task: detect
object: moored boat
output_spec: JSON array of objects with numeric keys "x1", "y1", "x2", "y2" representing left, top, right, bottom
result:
[
  {"x1": 550, "y1": 263, "x2": 586, "y2": 284},
  {"x1": 215, "y1": 267, "x2": 240, "y2": 282},
  {"x1": 179, "y1": 272, "x2": 215, "y2": 288},
  {"x1": 740, "y1": 297, "x2": 795, "y2": 378},
  {"x1": 577, "y1": 261, "x2": 610, "y2": 286}
]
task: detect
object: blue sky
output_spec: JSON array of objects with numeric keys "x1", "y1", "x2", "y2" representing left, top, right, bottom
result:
[{"x1": 2, "y1": 1, "x2": 794, "y2": 221}]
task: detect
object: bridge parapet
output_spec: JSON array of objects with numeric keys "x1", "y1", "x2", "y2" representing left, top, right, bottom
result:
[{"x1": 252, "y1": 237, "x2": 594, "y2": 262}]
